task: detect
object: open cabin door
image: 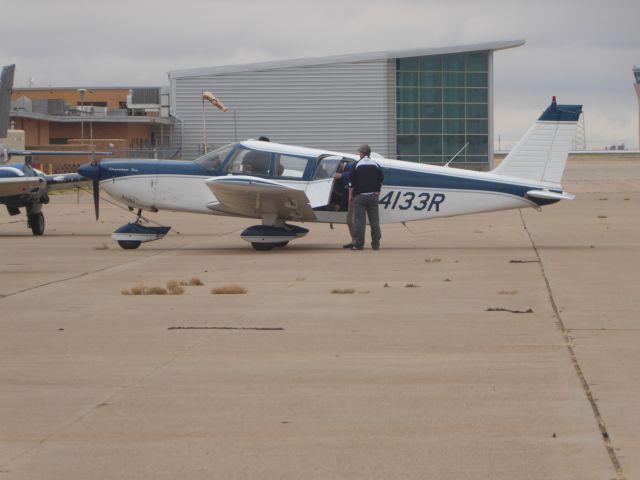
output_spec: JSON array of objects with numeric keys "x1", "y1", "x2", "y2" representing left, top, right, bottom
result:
[{"x1": 304, "y1": 155, "x2": 344, "y2": 208}]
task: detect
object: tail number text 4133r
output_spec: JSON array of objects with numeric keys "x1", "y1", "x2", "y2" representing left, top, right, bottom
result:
[{"x1": 378, "y1": 191, "x2": 445, "y2": 211}]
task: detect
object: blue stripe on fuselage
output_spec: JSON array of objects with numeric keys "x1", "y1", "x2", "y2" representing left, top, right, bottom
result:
[{"x1": 382, "y1": 166, "x2": 560, "y2": 206}]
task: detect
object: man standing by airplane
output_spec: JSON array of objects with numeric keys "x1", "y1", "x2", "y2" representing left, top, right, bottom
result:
[{"x1": 349, "y1": 144, "x2": 384, "y2": 250}]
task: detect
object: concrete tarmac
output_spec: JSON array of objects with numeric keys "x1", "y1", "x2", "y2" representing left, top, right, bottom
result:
[{"x1": 0, "y1": 159, "x2": 638, "y2": 479}]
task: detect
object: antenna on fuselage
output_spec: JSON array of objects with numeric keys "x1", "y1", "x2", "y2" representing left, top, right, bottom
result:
[{"x1": 444, "y1": 142, "x2": 469, "y2": 168}]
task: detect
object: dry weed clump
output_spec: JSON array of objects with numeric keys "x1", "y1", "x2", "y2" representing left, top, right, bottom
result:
[
  {"x1": 166, "y1": 280, "x2": 185, "y2": 295},
  {"x1": 498, "y1": 290, "x2": 518, "y2": 295},
  {"x1": 424, "y1": 257, "x2": 441, "y2": 263},
  {"x1": 211, "y1": 284, "x2": 248, "y2": 294},
  {"x1": 331, "y1": 288, "x2": 356, "y2": 294},
  {"x1": 404, "y1": 283, "x2": 421, "y2": 288},
  {"x1": 121, "y1": 283, "x2": 174, "y2": 295}
]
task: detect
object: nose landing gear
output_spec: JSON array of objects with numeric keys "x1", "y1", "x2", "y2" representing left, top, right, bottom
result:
[{"x1": 112, "y1": 210, "x2": 171, "y2": 249}]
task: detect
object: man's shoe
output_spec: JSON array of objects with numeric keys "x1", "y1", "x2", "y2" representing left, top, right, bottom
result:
[
  {"x1": 342, "y1": 243, "x2": 354, "y2": 249},
  {"x1": 350, "y1": 245, "x2": 364, "y2": 250},
  {"x1": 372, "y1": 245, "x2": 380, "y2": 250}
]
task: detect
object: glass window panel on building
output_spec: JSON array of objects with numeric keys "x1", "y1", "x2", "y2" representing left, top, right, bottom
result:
[
  {"x1": 420, "y1": 135, "x2": 442, "y2": 155},
  {"x1": 397, "y1": 103, "x2": 418, "y2": 118},
  {"x1": 397, "y1": 87, "x2": 418, "y2": 102},
  {"x1": 467, "y1": 103, "x2": 488, "y2": 119},
  {"x1": 420, "y1": 88, "x2": 442, "y2": 103},
  {"x1": 420, "y1": 119, "x2": 442, "y2": 134},
  {"x1": 444, "y1": 103, "x2": 465, "y2": 118},
  {"x1": 466, "y1": 72, "x2": 488, "y2": 87},
  {"x1": 420, "y1": 103, "x2": 442, "y2": 118},
  {"x1": 397, "y1": 119, "x2": 418, "y2": 134},
  {"x1": 443, "y1": 53, "x2": 465, "y2": 71},
  {"x1": 419, "y1": 55, "x2": 442, "y2": 71},
  {"x1": 444, "y1": 119, "x2": 465, "y2": 135},
  {"x1": 467, "y1": 135, "x2": 488, "y2": 155},
  {"x1": 397, "y1": 135, "x2": 419, "y2": 155},
  {"x1": 466, "y1": 51, "x2": 488, "y2": 71},
  {"x1": 419, "y1": 71, "x2": 442, "y2": 87},
  {"x1": 396, "y1": 51, "x2": 490, "y2": 165},
  {"x1": 443, "y1": 72, "x2": 465, "y2": 87},
  {"x1": 466, "y1": 119, "x2": 488, "y2": 134},
  {"x1": 443, "y1": 135, "x2": 466, "y2": 156},
  {"x1": 443, "y1": 88, "x2": 465, "y2": 103},
  {"x1": 397, "y1": 71, "x2": 418, "y2": 87},
  {"x1": 466, "y1": 87, "x2": 487, "y2": 103},
  {"x1": 397, "y1": 57, "x2": 419, "y2": 71}
]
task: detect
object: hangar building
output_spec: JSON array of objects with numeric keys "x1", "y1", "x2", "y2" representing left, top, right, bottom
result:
[{"x1": 169, "y1": 40, "x2": 524, "y2": 169}]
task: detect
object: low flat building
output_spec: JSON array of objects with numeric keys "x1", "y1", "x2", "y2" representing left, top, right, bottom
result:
[{"x1": 169, "y1": 40, "x2": 524, "y2": 169}]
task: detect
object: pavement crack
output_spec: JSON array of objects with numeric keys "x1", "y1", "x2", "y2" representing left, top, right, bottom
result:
[
  {"x1": 519, "y1": 209, "x2": 626, "y2": 480},
  {"x1": 0, "y1": 247, "x2": 185, "y2": 300}
]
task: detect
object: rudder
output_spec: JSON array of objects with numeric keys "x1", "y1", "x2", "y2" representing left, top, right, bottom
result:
[{"x1": 493, "y1": 98, "x2": 582, "y2": 187}]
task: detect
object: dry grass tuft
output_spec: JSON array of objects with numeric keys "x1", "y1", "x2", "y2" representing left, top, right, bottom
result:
[
  {"x1": 122, "y1": 284, "x2": 168, "y2": 295},
  {"x1": 424, "y1": 257, "x2": 441, "y2": 263},
  {"x1": 404, "y1": 283, "x2": 421, "y2": 288},
  {"x1": 331, "y1": 288, "x2": 356, "y2": 294},
  {"x1": 166, "y1": 280, "x2": 185, "y2": 295},
  {"x1": 188, "y1": 277, "x2": 204, "y2": 286},
  {"x1": 597, "y1": 215, "x2": 608, "y2": 219},
  {"x1": 443, "y1": 278, "x2": 452, "y2": 282},
  {"x1": 498, "y1": 290, "x2": 518, "y2": 295},
  {"x1": 211, "y1": 284, "x2": 248, "y2": 295}
]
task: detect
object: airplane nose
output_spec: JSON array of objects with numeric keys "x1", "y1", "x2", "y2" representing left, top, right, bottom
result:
[{"x1": 78, "y1": 162, "x2": 100, "y2": 180}]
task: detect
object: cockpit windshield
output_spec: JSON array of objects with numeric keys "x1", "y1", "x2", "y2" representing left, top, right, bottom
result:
[{"x1": 194, "y1": 144, "x2": 233, "y2": 171}]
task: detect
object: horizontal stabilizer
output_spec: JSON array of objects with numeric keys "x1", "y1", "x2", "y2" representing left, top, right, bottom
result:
[{"x1": 526, "y1": 189, "x2": 575, "y2": 201}]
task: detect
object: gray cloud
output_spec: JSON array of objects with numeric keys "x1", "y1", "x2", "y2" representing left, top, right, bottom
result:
[{"x1": 3, "y1": 0, "x2": 639, "y2": 148}]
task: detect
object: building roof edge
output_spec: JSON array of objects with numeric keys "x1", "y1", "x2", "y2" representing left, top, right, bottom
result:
[{"x1": 168, "y1": 39, "x2": 525, "y2": 79}]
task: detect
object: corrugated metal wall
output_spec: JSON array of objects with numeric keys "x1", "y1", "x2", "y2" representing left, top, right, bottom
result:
[{"x1": 171, "y1": 60, "x2": 395, "y2": 160}]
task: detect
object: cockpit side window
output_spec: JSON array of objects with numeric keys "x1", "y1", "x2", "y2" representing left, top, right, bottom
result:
[
  {"x1": 194, "y1": 145, "x2": 233, "y2": 171},
  {"x1": 224, "y1": 149, "x2": 272, "y2": 176},
  {"x1": 274, "y1": 154, "x2": 309, "y2": 179}
]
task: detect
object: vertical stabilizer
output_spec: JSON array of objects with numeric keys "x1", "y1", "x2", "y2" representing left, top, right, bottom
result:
[
  {"x1": 492, "y1": 98, "x2": 582, "y2": 187},
  {"x1": 0, "y1": 65, "x2": 15, "y2": 138}
]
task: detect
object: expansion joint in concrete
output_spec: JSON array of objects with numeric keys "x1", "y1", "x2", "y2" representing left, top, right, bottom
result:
[{"x1": 518, "y1": 209, "x2": 626, "y2": 480}]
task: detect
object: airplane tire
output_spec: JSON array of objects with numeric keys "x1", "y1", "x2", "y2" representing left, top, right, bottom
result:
[
  {"x1": 29, "y1": 213, "x2": 45, "y2": 236},
  {"x1": 251, "y1": 242, "x2": 277, "y2": 251},
  {"x1": 118, "y1": 240, "x2": 142, "y2": 250}
]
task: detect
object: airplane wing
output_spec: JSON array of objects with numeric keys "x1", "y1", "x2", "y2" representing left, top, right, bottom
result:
[
  {"x1": 45, "y1": 172, "x2": 90, "y2": 191},
  {"x1": 0, "y1": 176, "x2": 45, "y2": 196},
  {"x1": 205, "y1": 175, "x2": 317, "y2": 221}
]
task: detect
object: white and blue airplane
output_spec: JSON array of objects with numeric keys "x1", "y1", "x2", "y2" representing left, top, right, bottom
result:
[
  {"x1": 0, "y1": 64, "x2": 111, "y2": 235},
  {"x1": 78, "y1": 97, "x2": 581, "y2": 250}
]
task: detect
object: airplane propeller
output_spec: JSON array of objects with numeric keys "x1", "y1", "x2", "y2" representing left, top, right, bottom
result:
[{"x1": 90, "y1": 154, "x2": 101, "y2": 220}]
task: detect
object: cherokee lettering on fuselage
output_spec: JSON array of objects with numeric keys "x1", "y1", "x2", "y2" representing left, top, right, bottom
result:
[{"x1": 379, "y1": 190, "x2": 445, "y2": 212}]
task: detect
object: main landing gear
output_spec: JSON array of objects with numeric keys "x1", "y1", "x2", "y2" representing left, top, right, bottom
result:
[
  {"x1": 112, "y1": 209, "x2": 171, "y2": 250},
  {"x1": 240, "y1": 223, "x2": 309, "y2": 251}
]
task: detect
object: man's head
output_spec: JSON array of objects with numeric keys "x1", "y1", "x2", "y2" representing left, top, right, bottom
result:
[{"x1": 358, "y1": 144, "x2": 371, "y2": 158}]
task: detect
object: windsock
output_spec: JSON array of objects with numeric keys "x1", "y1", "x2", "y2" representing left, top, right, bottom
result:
[{"x1": 202, "y1": 91, "x2": 229, "y2": 112}]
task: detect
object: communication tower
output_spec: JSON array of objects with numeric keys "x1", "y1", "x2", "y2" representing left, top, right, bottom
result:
[{"x1": 634, "y1": 67, "x2": 640, "y2": 149}]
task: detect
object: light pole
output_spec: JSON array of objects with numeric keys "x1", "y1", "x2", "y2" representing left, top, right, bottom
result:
[
  {"x1": 78, "y1": 88, "x2": 87, "y2": 145},
  {"x1": 634, "y1": 67, "x2": 640, "y2": 150}
]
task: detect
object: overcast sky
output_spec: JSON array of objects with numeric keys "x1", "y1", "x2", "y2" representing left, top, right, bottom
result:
[{"x1": 3, "y1": 0, "x2": 639, "y2": 149}]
